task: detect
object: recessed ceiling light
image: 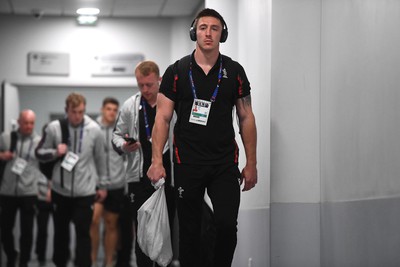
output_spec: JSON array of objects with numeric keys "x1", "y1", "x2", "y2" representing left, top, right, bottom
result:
[
  {"x1": 76, "y1": 15, "x2": 98, "y2": 25},
  {"x1": 76, "y1": 8, "x2": 100, "y2": 16}
]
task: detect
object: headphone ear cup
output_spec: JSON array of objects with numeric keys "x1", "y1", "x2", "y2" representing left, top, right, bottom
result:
[
  {"x1": 189, "y1": 26, "x2": 196, "y2": 41},
  {"x1": 220, "y1": 28, "x2": 228, "y2": 43}
]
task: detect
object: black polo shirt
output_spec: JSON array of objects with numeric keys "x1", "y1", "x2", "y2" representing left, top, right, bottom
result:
[{"x1": 160, "y1": 51, "x2": 251, "y2": 165}]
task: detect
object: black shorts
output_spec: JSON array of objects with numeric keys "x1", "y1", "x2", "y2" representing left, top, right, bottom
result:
[{"x1": 103, "y1": 188, "x2": 125, "y2": 214}]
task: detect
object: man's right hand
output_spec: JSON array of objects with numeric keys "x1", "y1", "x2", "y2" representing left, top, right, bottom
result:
[
  {"x1": 0, "y1": 151, "x2": 14, "y2": 161},
  {"x1": 122, "y1": 141, "x2": 141, "y2": 153},
  {"x1": 147, "y1": 162, "x2": 166, "y2": 184},
  {"x1": 57, "y1": 143, "x2": 68, "y2": 157},
  {"x1": 122, "y1": 134, "x2": 140, "y2": 153}
]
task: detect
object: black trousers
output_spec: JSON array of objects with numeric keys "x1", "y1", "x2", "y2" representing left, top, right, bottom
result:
[
  {"x1": 0, "y1": 195, "x2": 37, "y2": 267},
  {"x1": 35, "y1": 199, "x2": 53, "y2": 263},
  {"x1": 128, "y1": 176, "x2": 175, "y2": 267},
  {"x1": 51, "y1": 191, "x2": 94, "y2": 267},
  {"x1": 174, "y1": 163, "x2": 241, "y2": 267},
  {"x1": 116, "y1": 194, "x2": 134, "y2": 267}
]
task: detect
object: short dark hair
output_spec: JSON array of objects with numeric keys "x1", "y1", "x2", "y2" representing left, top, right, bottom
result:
[
  {"x1": 193, "y1": 8, "x2": 226, "y2": 29},
  {"x1": 102, "y1": 97, "x2": 119, "y2": 107}
]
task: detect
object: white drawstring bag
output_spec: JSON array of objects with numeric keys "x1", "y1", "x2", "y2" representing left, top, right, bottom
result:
[{"x1": 137, "y1": 178, "x2": 173, "y2": 267}]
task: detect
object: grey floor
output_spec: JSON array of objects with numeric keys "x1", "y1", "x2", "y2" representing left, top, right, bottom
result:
[
  {"x1": 1, "y1": 213, "x2": 180, "y2": 267},
  {"x1": 0, "y1": 219, "x2": 138, "y2": 267},
  {"x1": 1, "y1": 246, "x2": 139, "y2": 267},
  {"x1": 25, "y1": 257, "x2": 138, "y2": 267},
  {"x1": 1, "y1": 249, "x2": 138, "y2": 267}
]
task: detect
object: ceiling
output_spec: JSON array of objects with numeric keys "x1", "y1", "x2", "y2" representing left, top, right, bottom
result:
[{"x1": 0, "y1": 0, "x2": 204, "y2": 18}]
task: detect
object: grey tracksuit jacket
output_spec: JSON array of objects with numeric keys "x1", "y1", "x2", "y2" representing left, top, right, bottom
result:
[
  {"x1": 35, "y1": 115, "x2": 109, "y2": 197},
  {"x1": 96, "y1": 116, "x2": 126, "y2": 190},
  {"x1": 112, "y1": 93, "x2": 144, "y2": 183},
  {"x1": 0, "y1": 131, "x2": 47, "y2": 196},
  {"x1": 112, "y1": 92, "x2": 174, "y2": 184}
]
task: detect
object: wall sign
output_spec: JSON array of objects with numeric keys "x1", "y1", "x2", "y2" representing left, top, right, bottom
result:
[
  {"x1": 92, "y1": 53, "x2": 144, "y2": 76},
  {"x1": 28, "y1": 52, "x2": 70, "y2": 76}
]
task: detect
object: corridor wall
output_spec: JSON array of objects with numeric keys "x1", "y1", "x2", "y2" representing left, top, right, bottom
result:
[
  {"x1": 272, "y1": 0, "x2": 400, "y2": 266},
  {"x1": 320, "y1": 0, "x2": 400, "y2": 265}
]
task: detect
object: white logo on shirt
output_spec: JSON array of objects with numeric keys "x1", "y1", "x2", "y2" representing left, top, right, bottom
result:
[
  {"x1": 178, "y1": 187, "x2": 184, "y2": 198},
  {"x1": 222, "y1": 68, "x2": 228, "y2": 78}
]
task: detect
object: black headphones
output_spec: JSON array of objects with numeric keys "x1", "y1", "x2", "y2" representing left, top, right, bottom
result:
[{"x1": 189, "y1": 18, "x2": 228, "y2": 43}]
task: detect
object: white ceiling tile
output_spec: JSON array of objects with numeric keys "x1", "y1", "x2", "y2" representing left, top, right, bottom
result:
[
  {"x1": 112, "y1": 1, "x2": 164, "y2": 17},
  {"x1": 9, "y1": 0, "x2": 62, "y2": 15},
  {"x1": 161, "y1": 0, "x2": 203, "y2": 17}
]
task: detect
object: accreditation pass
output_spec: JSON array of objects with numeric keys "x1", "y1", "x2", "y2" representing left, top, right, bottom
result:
[
  {"x1": 189, "y1": 99, "x2": 211, "y2": 126},
  {"x1": 61, "y1": 151, "x2": 80, "y2": 172}
]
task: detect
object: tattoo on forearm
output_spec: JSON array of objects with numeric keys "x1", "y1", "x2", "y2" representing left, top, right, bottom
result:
[{"x1": 240, "y1": 95, "x2": 252, "y2": 108}]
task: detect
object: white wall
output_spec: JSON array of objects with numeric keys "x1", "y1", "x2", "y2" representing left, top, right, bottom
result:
[
  {"x1": 270, "y1": 1, "x2": 321, "y2": 265},
  {"x1": 320, "y1": 0, "x2": 400, "y2": 266},
  {"x1": 321, "y1": 0, "x2": 400, "y2": 202},
  {"x1": 170, "y1": 17, "x2": 198, "y2": 62},
  {"x1": 271, "y1": 0, "x2": 321, "y2": 204},
  {"x1": 0, "y1": 15, "x2": 179, "y2": 86},
  {"x1": 272, "y1": 0, "x2": 400, "y2": 266},
  {"x1": 0, "y1": 14, "x2": 194, "y2": 132}
]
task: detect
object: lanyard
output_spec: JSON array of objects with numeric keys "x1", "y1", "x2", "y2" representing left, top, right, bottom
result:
[
  {"x1": 17, "y1": 137, "x2": 33, "y2": 161},
  {"x1": 69, "y1": 123, "x2": 84, "y2": 154},
  {"x1": 189, "y1": 54, "x2": 223, "y2": 102},
  {"x1": 141, "y1": 98, "x2": 152, "y2": 141}
]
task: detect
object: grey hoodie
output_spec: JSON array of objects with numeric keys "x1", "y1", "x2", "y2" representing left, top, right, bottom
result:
[
  {"x1": 112, "y1": 92, "x2": 174, "y2": 184},
  {"x1": 112, "y1": 93, "x2": 143, "y2": 183},
  {"x1": 96, "y1": 116, "x2": 126, "y2": 190},
  {"x1": 0, "y1": 131, "x2": 47, "y2": 196},
  {"x1": 35, "y1": 115, "x2": 109, "y2": 197}
]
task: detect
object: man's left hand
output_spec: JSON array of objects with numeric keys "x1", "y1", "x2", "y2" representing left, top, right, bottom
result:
[
  {"x1": 240, "y1": 164, "x2": 258, "y2": 191},
  {"x1": 95, "y1": 189, "x2": 108, "y2": 202}
]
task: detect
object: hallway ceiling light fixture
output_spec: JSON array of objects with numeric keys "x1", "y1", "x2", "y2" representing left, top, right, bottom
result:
[
  {"x1": 76, "y1": 8, "x2": 100, "y2": 16},
  {"x1": 76, "y1": 7, "x2": 100, "y2": 25},
  {"x1": 77, "y1": 15, "x2": 98, "y2": 25}
]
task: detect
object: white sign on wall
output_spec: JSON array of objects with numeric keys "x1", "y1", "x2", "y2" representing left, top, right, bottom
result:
[
  {"x1": 28, "y1": 52, "x2": 70, "y2": 76},
  {"x1": 92, "y1": 53, "x2": 144, "y2": 76}
]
